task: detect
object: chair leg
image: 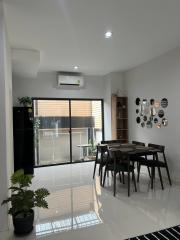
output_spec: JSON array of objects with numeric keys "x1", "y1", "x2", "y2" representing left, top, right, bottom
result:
[
  {"x1": 137, "y1": 164, "x2": 141, "y2": 182},
  {"x1": 102, "y1": 168, "x2": 107, "y2": 187},
  {"x1": 163, "y1": 152, "x2": 172, "y2": 186},
  {"x1": 119, "y1": 171, "x2": 122, "y2": 182},
  {"x1": 128, "y1": 170, "x2": 130, "y2": 197},
  {"x1": 98, "y1": 164, "x2": 101, "y2": 176},
  {"x1": 113, "y1": 171, "x2": 116, "y2": 197},
  {"x1": 132, "y1": 170, "x2": 137, "y2": 192},
  {"x1": 132, "y1": 162, "x2": 135, "y2": 180},
  {"x1": 93, "y1": 162, "x2": 97, "y2": 179},
  {"x1": 122, "y1": 171, "x2": 125, "y2": 184},
  {"x1": 165, "y1": 166, "x2": 172, "y2": 186},
  {"x1": 157, "y1": 167, "x2": 164, "y2": 190},
  {"x1": 151, "y1": 167, "x2": 154, "y2": 189},
  {"x1": 100, "y1": 166, "x2": 103, "y2": 186},
  {"x1": 147, "y1": 167, "x2": 151, "y2": 178}
]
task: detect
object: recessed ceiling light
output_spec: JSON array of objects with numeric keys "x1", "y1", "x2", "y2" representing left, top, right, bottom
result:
[
  {"x1": 105, "y1": 31, "x2": 112, "y2": 39},
  {"x1": 74, "y1": 66, "x2": 79, "y2": 70}
]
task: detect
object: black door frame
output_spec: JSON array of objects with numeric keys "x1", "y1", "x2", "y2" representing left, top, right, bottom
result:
[{"x1": 32, "y1": 97, "x2": 104, "y2": 168}]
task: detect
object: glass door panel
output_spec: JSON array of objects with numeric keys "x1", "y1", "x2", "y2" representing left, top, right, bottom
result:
[
  {"x1": 71, "y1": 100, "x2": 103, "y2": 162},
  {"x1": 34, "y1": 100, "x2": 70, "y2": 166}
]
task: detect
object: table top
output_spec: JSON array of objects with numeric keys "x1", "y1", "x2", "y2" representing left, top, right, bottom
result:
[
  {"x1": 110, "y1": 146, "x2": 159, "y2": 155},
  {"x1": 97, "y1": 143, "x2": 160, "y2": 155},
  {"x1": 77, "y1": 144, "x2": 92, "y2": 147}
]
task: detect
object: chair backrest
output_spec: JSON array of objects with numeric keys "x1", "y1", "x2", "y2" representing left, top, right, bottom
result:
[
  {"x1": 101, "y1": 140, "x2": 122, "y2": 144},
  {"x1": 96, "y1": 145, "x2": 108, "y2": 160},
  {"x1": 108, "y1": 148, "x2": 128, "y2": 165},
  {"x1": 132, "y1": 141, "x2": 145, "y2": 146},
  {"x1": 148, "y1": 143, "x2": 165, "y2": 152},
  {"x1": 98, "y1": 145, "x2": 108, "y2": 154}
]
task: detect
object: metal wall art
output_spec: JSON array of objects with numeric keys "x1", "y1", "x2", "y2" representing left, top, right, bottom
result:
[{"x1": 135, "y1": 97, "x2": 168, "y2": 129}]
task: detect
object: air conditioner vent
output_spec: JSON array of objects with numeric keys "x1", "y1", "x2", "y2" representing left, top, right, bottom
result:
[{"x1": 57, "y1": 73, "x2": 84, "y2": 89}]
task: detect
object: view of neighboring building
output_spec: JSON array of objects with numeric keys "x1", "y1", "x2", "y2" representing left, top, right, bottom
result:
[{"x1": 34, "y1": 100, "x2": 103, "y2": 165}]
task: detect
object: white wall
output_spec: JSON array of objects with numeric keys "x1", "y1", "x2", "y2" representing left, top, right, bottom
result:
[
  {"x1": 103, "y1": 74, "x2": 112, "y2": 139},
  {"x1": 0, "y1": 0, "x2": 13, "y2": 232},
  {"x1": 13, "y1": 72, "x2": 111, "y2": 138},
  {"x1": 13, "y1": 72, "x2": 105, "y2": 104},
  {"x1": 103, "y1": 72, "x2": 125, "y2": 139},
  {"x1": 109, "y1": 72, "x2": 124, "y2": 96},
  {"x1": 13, "y1": 72, "x2": 124, "y2": 139},
  {"x1": 124, "y1": 46, "x2": 180, "y2": 182}
]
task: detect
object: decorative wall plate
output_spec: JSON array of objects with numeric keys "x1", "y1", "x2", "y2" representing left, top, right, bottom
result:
[
  {"x1": 142, "y1": 99, "x2": 147, "y2": 105},
  {"x1": 143, "y1": 116, "x2": 147, "y2": 121},
  {"x1": 141, "y1": 122, "x2": 145, "y2": 128},
  {"x1": 161, "y1": 98, "x2": 168, "y2": 108},
  {"x1": 135, "y1": 98, "x2": 141, "y2": 105},
  {"x1": 156, "y1": 123, "x2": 161, "y2": 128},
  {"x1": 136, "y1": 117, "x2": 141, "y2": 124},
  {"x1": 154, "y1": 100, "x2": 160, "y2": 108},
  {"x1": 144, "y1": 107, "x2": 149, "y2": 115},
  {"x1": 150, "y1": 107, "x2": 156, "y2": 116},
  {"x1": 146, "y1": 121, "x2": 153, "y2": 128},
  {"x1": 154, "y1": 118, "x2": 158, "y2": 124},
  {"x1": 162, "y1": 118, "x2": 168, "y2": 126},
  {"x1": 150, "y1": 99, "x2": 155, "y2": 105},
  {"x1": 158, "y1": 109, "x2": 164, "y2": 118}
]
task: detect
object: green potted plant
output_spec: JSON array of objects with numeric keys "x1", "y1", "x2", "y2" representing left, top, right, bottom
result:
[
  {"x1": 1, "y1": 169, "x2": 50, "y2": 235},
  {"x1": 88, "y1": 138, "x2": 97, "y2": 159},
  {"x1": 18, "y1": 96, "x2": 32, "y2": 107}
]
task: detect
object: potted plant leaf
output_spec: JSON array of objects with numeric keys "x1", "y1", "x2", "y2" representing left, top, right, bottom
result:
[
  {"x1": 1, "y1": 169, "x2": 50, "y2": 235},
  {"x1": 18, "y1": 96, "x2": 32, "y2": 107}
]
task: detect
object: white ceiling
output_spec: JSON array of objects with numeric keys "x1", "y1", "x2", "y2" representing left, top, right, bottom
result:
[{"x1": 4, "y1": 0, "x2": 180, "y2": 75}]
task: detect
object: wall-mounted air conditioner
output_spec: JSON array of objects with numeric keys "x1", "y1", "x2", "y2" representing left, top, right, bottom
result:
[{"x1": 57, "y1": 73, "x2": 84, "y2": 88}]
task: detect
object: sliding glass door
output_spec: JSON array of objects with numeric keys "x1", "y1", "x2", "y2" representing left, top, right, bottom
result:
[
  {"x1": 71, "y1": 100, "x2": 103, "y2": 162},
  {"x1": 34, "y1": 100, "x2": 71, "y2": 166},
  {"x1": 33, "y1": 99, "x2": 103, "y2": 167}
]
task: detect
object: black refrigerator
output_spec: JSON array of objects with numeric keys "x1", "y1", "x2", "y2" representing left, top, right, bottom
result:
[{"x1": 13, "y1": 107, "x2": 34, "y2": 174}]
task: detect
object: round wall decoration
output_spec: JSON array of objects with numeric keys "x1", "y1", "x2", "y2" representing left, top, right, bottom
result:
[
  {"x1": 136, "y1": 109, "x2": 139, "y2": 114},
  {"x1": 150, "y1": 107, "x2": 156, "y2": 116},
  {"x1": 154, "y1": 100, "x2": 160, "y2": 108},
  {"x1": 135, "y1": 98, "x2": 141, "y2": 106},
  {"x1": 144, "y1": 107, "x2": 149, "y2": 115},
  {"x1": 143, "y1": 116, "x2": 147, "y2": 121},
  {"x1": 141, "y1": 122, "x2": 145, "y2": 128},
  {"x1": 156, "y1": 123, "x2": 161, "y2": 128},
  {"x1": 154, "y1": 118, "x2": 158, "y2": 124},
  {"x1": 150, "y1": 99, "x2": 155, "y2": 105},
  {"x1": 162, "y1": 118, "x2": 168, "y2": 126},
  {"x1": 158, "y1": 109, "x2": 164, "y2": 118},
  {"x1": 136, "y1": 117, "x2": 141, "y2": 124},
  {"x1": 146, "y1": 121, "x2": 153, "y2": 128},
  {"x1": 161, "y1": 98, "x2": 168, "y2": 108}
]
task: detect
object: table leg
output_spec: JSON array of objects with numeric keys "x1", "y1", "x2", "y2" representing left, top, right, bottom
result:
[{"x1": 151, "y1": 167, "x2": 154, "y2": 189}]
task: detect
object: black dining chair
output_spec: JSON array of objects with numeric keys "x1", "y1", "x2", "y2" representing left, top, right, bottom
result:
[
  {"x1": 137, "y1": 143, "x2": 172, "y2": 189},
  {"x1": 93, "y1": 145, "x2": 108, "y2": 185},
  {"x1": 131, "y1": 141, "x2": 151, "y2": 179},
  {"x1": 132, "y1": 141, "x2": 145, "y2": 146},
  {"x1": 103, "y1": 148, "x2": 137, "y2": 197}
]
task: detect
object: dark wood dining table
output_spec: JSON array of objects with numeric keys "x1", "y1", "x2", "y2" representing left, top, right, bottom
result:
[
  {"x1": 100, "y1": 142, "x2": 160, "y2": 156},
  {"x1": 99, "y1": 143, "x2": 161, "y2": 192}
]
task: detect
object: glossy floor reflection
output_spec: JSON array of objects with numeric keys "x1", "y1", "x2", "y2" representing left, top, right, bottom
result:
[{"x1": 1, "y1": 162, "x2": 180, "y2": 240}]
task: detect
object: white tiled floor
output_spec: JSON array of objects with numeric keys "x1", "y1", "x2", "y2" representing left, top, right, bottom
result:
[{"x1": 1, "y1": 162, "x2": 180, "y2": 240}]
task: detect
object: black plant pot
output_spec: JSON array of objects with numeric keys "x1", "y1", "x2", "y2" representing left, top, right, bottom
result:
[{"x1": 13, "y1": 209, "x2": 34, "y2": 235}]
